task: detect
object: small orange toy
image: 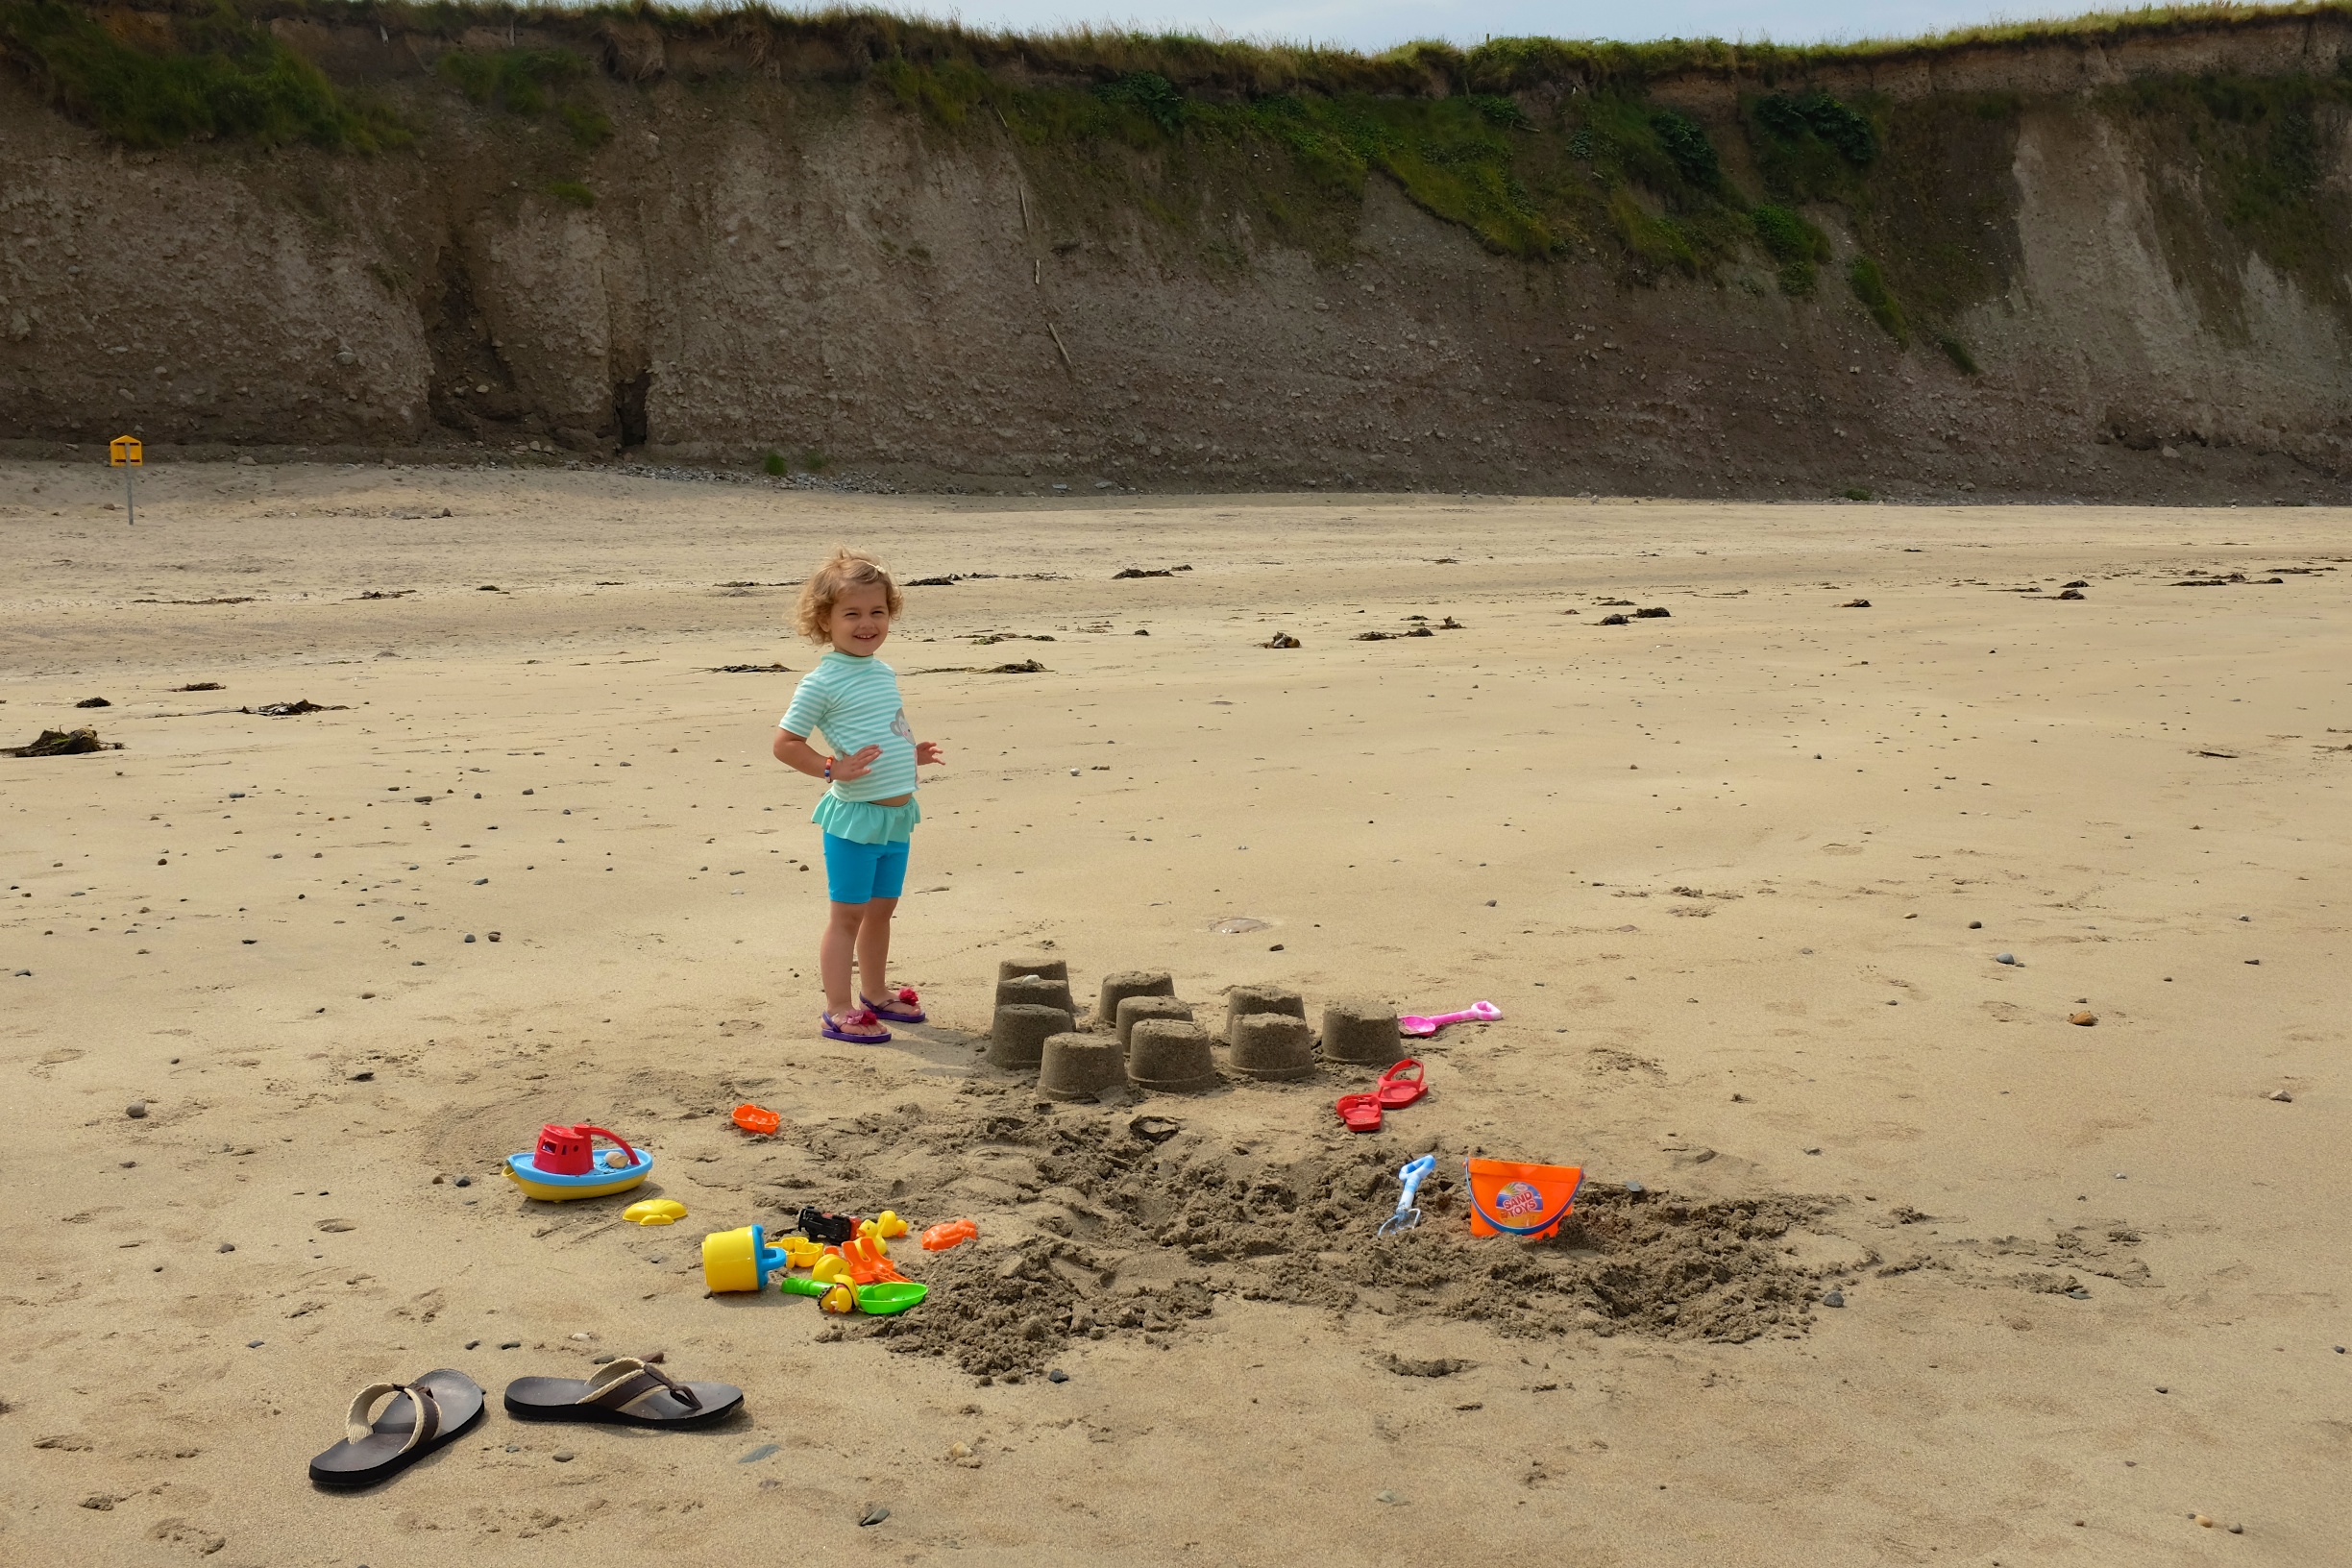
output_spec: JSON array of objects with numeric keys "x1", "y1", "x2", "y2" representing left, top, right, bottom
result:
[
  {"x1": 842, "y1": 1235, "x2": 908, "y2": 1285},
  {"x1": 731, "y1": 1103, "x2": 780, "y2": 1137},
  {"x1": 920, "y1": 1218, "x2": 978, "y2": 1252}
]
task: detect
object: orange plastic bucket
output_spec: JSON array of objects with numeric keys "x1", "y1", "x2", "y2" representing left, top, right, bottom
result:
[{"x1": 1465, "y1": 1158, "x2": 1583, "y2": 1239}]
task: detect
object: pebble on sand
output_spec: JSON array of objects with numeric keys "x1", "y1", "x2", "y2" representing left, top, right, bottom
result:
[
  {"x1": 2069, "y1": 1012, "x2": 2097, "y2": 1026},
  {"x1": 1823, "y1": 1289, "x2": 1845, "y2": 1308},
  {"x1": 1995, "y1": 952, "x2": 2017, "y2": 965},
  {"x1": 2266, "y1": 1090, "x2": 2293, "y2": 1102},
  {"x1": 858, "y1": 1505, "x2": 891, "y2": 1527},
  {"x1": 1968, "y1": 919, "x2": 1982, "y2": 929},
  {"x1": 125, "y1": 1101, "x2": 147, "y2": 1118}
]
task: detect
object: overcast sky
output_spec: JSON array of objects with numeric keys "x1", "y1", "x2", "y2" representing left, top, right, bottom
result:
[{"x1": 902, "y1": 0, "x2": 2053, "y2": 50}]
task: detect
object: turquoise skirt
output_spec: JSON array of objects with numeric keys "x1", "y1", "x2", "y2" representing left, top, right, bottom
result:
[{"x1": 812, "y1": 791, "x2": 920, "y2": 845}]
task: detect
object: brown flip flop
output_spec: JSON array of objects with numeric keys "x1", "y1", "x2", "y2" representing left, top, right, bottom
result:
[
  {"x1": 502, "y1": 1357, "x2": 743, "y2": 1428},
  {"x1": 308, "y1": 1369, "x2": 485, "y2": 1488}
]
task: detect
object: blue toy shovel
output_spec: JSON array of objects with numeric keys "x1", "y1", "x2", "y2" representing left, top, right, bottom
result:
[{"x1": 1379, "y1": 1155, "x2": 1437, "y2": 1237}]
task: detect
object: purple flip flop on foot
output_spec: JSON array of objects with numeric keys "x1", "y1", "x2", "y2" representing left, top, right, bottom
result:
[
  {"x1": 860, "y1": 987, "x2": 926, "y2": 1024},
  {"x1": 821, "y1": 1009, "x2": 892, "y2": 1043}
]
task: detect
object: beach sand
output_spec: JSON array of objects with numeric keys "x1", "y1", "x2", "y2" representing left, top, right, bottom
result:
[{"x1": 4, "y1": 461, "x2": 2347, "y2": 1565}]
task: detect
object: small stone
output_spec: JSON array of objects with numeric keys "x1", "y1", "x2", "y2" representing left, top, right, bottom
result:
[
  {"x1": 2069, "y1": 1012, "x2": 2097, "y2": 1026},
  {"x1": 466, "y1": 1339, "x2": 481, "y2": 1349},
  {"x1": 125, "y1": 1101, "x2": 147, "y2": 1118},
  {"x1": 2229, "y1": 1524, "x2": 2244, "y2": 1533},
  {"x1": 349, "y1": 1069, "x2": 373, "y2": 1081},
  {"x1": 500, "y1": 1339, "x2": 521, "y2": 1349},
  {"x1": 1268, "y1": 943, "x2": 1284, "y2": 951},
  {"x1": 1623, "y1": 1180, "x2": 1645, "y2": 1194},
  {"x1": 505, "y1": 1444, "x2": 521, "y2": 1453},
  {"x1": 80, "y1": 1493, "x2": 114, "y2": 1511},
  {"x1": 453, "y1": 1175, "x2": 472, "y2": 1187},
  {"x1": 1968, "y1": 920, "x2": 1982, "y2": 929},
  {"x1": 246, "y1": 1339, "x2": 263, "y2": 1348},
  {"x1": 1047, "y1": 1368, "x2": 1068, "y2": 1384},
  {"x1": 2068, "y1": 1288, "x2": 2091, "y2": 1300},
  {"x1": 551, "y1": 1450, "x2": 574, "y2": 1462},
  {"x1": 739, "y1": 1442, "x2": 780, "y2": 1463},
  {"x1": 1375, "y1": 1489, "x2": 1406, "y2": 1505},
  {"x1": 464, "y1": 934, "x2": 476, "y2": 943},
  {"x1": 2192, "y1": 1513, "x2": 2214, "y2": 1528},
  {"x1": 1995, "y1": 952, "x2": 2017, "y2": 965},
  {"x1": 1823, "y1": 1289, "x2": 1845, "y2": 1308},
  {"x1": 858, "y1": 1504, "x2": 891, "y2": 1527},
  {"x1": 217, "y1": 1242, "x2": 234, "y2": 1253},
  {"x1": 2267, "y1": 1090, "x2": 2293, "y2": 1102}
]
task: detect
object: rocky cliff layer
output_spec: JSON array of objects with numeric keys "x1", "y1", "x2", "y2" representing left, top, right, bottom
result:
[{"x1": 6, "y1": 5, "x2": 2352, "y2": 501}]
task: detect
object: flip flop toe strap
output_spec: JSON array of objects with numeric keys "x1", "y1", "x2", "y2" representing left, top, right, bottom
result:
[
  {"x1": 578, "y1": 1358, "x2": 701, "y2": 1416},
  {"x1": 345, "y1": 1382, "x2": 440, "y2": 1453}
]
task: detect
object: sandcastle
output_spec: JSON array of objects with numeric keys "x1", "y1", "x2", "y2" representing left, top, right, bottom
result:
[
  {"x1": 1038, "y1": 1033, "x2": 1126, "y2": 1101},
  {"x1": 995, "y1": 966, "x2": 1077, "y2": 1017},
  {"x1": 1319, "y1": 999, "x2": 1402, "y2": 1066},
  {"x1": 1094, "y1": 968, "x2": 1175, "y2": 1029},
  {"x1": 1115, "y1": 993, "x2": 1193, "y2": 1050},
  {"x1": 989, "y1": 1002, "x2": 1072, "y2": 1070},
  {"x1": 1222, "y1": 983, "x2": 1305, "y2": 1042},
  {"x1": 1227, "y1": 1012, "x2": 1316, "y2": 1081},
  {"x1": 1126, "y1": 1018, "x2": 1218, "y2": 1091}
]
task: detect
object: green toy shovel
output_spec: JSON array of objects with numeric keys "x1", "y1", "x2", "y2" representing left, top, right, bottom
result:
[{"x1": 776, "y1": 1277, "x2": 929, "y2": 1314}]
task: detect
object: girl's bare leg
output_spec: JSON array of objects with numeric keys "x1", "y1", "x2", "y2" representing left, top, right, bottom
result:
[
  {"x1": 821, "y1": 901, "x2": 868, "y2": 1017},
  {"x1": 855, "y1": 896, "x2": 898, "y2": 1002}
]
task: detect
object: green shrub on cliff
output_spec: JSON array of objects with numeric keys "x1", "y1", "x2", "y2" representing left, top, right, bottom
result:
[
  {"x1": 1847, "y1": 256, "x2": 1910, "y2": 343},
  {"x1": 0, "y1": 0, "x2": 400, "y2": 149},
  {"x1": 1752, "y1": 203, "x2": 1830, "y2": 293},
  {"x1": 436, "y1": 46, "x2": 583, "y2": 114}
]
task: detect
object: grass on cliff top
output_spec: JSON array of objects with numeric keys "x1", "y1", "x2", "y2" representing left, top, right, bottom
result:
[
  {"x1": 0, "y1": 0, "x2": 404, "y2": 148},
  {"x1": 43, "y1": 0, "x2": 2352, "y2": 102}
]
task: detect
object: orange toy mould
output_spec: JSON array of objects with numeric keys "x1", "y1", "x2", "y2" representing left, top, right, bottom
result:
[
  {"x1": 920, "y1": 1218, "x2": 978, "y2": 1252},
  {"x1": 731, "y1": 1103, "x2": 780, "y2": 1136}
]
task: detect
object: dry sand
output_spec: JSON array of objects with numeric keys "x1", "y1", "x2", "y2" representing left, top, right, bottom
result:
[{"x1": 4, "y1": 460, "x2": 2348, "y2": 1566}]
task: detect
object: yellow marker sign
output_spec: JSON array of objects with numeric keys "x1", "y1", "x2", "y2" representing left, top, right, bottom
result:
[{"x1": 110, "y1": 434, "x2": 142, "y2": 467}]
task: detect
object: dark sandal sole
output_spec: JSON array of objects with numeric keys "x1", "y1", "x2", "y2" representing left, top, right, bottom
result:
[
  {"x1": 308, "y1": 1373, "x2": 485, "y2": 1489},
  {"x1": 502, "y1": 1382, "x2": 743, "y2": 1429}
]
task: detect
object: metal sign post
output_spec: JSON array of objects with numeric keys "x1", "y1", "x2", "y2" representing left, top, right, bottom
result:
[{"x1": 110, "y1": 434, "x2": 141, "y2": 525}]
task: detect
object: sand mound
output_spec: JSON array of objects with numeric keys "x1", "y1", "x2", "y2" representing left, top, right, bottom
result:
[{"x1": 762, "y1": 1099, "x2": 1831, "y2": 1376}]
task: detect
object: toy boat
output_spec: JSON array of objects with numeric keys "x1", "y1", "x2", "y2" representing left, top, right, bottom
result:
[{"x1": 502, "y1": 1122, "x2": 653, "y2": 1201}]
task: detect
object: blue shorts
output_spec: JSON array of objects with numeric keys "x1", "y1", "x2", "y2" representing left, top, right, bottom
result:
[{"x1": 822, "y1": 832, "x2": 910, "y2": 905}]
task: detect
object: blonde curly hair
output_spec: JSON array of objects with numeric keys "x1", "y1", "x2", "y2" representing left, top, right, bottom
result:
[{"x1": 795, "y1": 546, "x2": 904, "y2": 643}]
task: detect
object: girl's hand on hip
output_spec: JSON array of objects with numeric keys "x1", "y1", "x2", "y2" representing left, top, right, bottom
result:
[
  {"x1": 833, "y1": 744, "x2": 884, "y2": 782},
  {"x1": 916, "y1": 740, "x2": 944, "y2": 766}
]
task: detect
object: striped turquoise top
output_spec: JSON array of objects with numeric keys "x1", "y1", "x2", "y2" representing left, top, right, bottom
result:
[{"x1": 780, "y1": 652, "x2": 919, "y2": 837}]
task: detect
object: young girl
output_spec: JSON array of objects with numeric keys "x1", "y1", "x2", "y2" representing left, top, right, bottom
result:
[{"x1": 772, "y1": 548, "x2": 943, "y2": 1042}]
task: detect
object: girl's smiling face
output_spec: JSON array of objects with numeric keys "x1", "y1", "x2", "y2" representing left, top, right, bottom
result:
[{"x1": 826, "y1": 583, "x2": 893, "y2": 656}]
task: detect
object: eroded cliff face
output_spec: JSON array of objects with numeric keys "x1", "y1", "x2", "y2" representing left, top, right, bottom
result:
[{"x1": 5, "y1": 12, "x2": 2351, "y2": 502}]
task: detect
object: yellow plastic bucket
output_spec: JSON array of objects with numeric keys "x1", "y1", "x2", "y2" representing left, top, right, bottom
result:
[{"x1": 701, "y1": 1224, "x2": 785, "y2": 1292}]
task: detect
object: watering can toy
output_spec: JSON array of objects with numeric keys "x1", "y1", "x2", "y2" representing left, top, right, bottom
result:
[
  {"x1": 702, "y1": 1224, "x2": 793, "y2": 1293},
  {"x1": 503, "y1": 1123, "x2": 653, "y2": 1200}
]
